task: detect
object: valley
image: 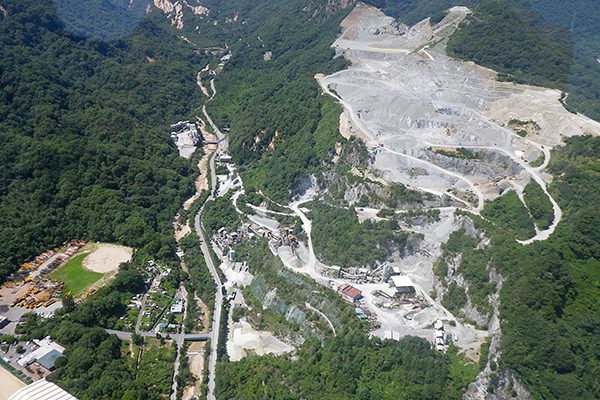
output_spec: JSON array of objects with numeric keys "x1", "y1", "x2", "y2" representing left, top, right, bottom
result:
[{"x1": 2, "y1": 0, "x2": 600, "y2": 399}]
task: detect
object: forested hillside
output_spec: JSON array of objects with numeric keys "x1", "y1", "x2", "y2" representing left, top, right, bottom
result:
[
  {"x1": 432, "y1": 137, "x2": 600, "y2": 398},
  {"x1": 498, "y1": 137, "x2": 600, "y2": 399},
  {"x1": 362, "y1": 0, "x2": 478, "y2": 25},
  {"x1": 2, "y1": 1, "x2": 600, "y2": 398},
  {"x1": 519, "y1": 0, "x2": 600, "y2": 120},
  {"x1": 201, "y1": 0, "x2": 353, "y2": 201},
  {"x1": 216, "y1": 331, "x2": 478, "y2": 399},
  {"x1": 0, "y1": 0, "x2": 205, "y2": 280},
  {"x1": 447, "y1": 0, "x2": 572, "y2": 89},
  {"x1": 53, "y1": 0, "x2": 151, "y2": 40},
  {"x1": 0, "y1": 0, "x2": 358, "y2": 280}
]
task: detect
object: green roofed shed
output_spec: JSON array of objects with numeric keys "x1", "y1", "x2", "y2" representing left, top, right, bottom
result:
[{"x1": 37, "y1": 349, "x2": 63, "y2": 370}]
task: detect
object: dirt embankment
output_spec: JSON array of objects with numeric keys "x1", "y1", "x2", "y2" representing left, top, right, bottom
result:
[
  {"x1": 182, "y1": 341, "x2": 207, "y2": 400},
  {"x1": 175, "y1": 118, "x2": 218, "y2": 242}
]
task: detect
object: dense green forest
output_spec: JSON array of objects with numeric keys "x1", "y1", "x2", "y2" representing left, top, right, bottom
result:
[
  {"x1": 3, "y1": 0, "x2": 599, "y2": 282},
  {"x1": 153, "y1": 0, "x2": 352, "y2": 203},
  {"x1": 216, "y1": 330, "x2": 477, "y2": 399},
  {"x1": 53, "y1": 0, "x2": 151, "y2": 40},
  {"x1": 201, "y1": 194, "x2": 241, "y2": 237},
  {"x1": 523, "y1": 181, "x2": 554, "y2": 230},
  {"x1": 0, "y1": 0, "x2": 356, "y2": 279},
  {"x1": 496, "y1": 137, "x2": 600, "y2": 398},
  {"x1": 447, "y1": 0, "x2": 572, "y2": 89},
  {"x1": 179, "y1": 232, "x2": 216, "y2": 312},
  {"x1": 308, "y1": 201, "x2": 412, "y2": 267},
  {"x1": 480, "y1": 190, "x2": 536, "y2": 240},
  {"x1": 513, "y1": 0, "x2": 600, "y2": 120},
  {"x1": 3, "y1": 1, "x2": 600, "y2": 399},
  {"x1": 0, "y1": 0, "x2": 205, "y2": 281},
  {"x1": 199, "y1": 0, "x2": 353, "y2": 202}
]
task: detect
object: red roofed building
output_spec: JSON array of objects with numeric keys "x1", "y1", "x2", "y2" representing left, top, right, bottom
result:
[{"x1": 339, "y1": 284, "x2": 362, "y2": 303}]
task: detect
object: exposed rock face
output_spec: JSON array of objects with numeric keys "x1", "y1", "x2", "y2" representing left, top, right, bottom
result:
[
  {"x1": 465, "y1": 368, "x2": 532, "y2": 400},
  {"x1": 154, "y1": 0, "x2": 174, "y2": 13},
  {"x1": 153, "y1": 0, "x2": 209, "y2": 28},
  {"x1": 323, "y1": 3, "x2": 600, "y2": 213},
  {"x1": 184, "y1": 0, "x2": 209, "y2": 16},
  {"x1": 417, "y1": 148, "x2": 522, "y2": 179},
  {"x1": 483, "y1": 88, "x2": 600, "y2": 147}
]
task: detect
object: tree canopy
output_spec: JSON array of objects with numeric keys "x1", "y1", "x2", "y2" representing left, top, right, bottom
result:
[{"x1": 0, "y1": 0, "x2": 205, "y2": 281}]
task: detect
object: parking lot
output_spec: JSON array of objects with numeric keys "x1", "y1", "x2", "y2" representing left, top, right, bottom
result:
[{"x1": 0, "y1": 283, "x2": 62, "y2": 336}]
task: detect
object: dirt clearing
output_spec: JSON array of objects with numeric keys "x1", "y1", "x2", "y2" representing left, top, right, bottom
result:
[
  {"x1": 81, "y1": 243, "x2": 132, "y2": 274},
  {"x1": 0, "y1": 367, "x2": 26, "y2": 400},
  {"x1": 227, "y1": 320, "x2": 294, "y2": 361}
]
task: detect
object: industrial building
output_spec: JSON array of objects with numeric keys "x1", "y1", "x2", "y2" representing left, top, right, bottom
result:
[
  {"x1": 384, "y1": 330, "x2": 401, "y2": 341},
  {"x1": 170, "y1": 120, "x2": 200, "y2": 159},
  {"x1": 338, "y1": 284, "x2": 362, "y2": 303},
  {"x1": 433, "y1": 320, "x2": 448, "y2": 352},
  {"x1": 37, "y1": 349, "x2": 63, "y2": 371},
  {"x1": 219, "y1": 153, "x2": 233, "y2": 163},
  {"x1": 170, "y1": 300, "x2": 184, "y2": 314},
  {"x1": 391, "y1": 275, "x2": 416, "y2": 295},
  {"x1": 8, "y1": 378, "x2": 77, "y2": 400}
]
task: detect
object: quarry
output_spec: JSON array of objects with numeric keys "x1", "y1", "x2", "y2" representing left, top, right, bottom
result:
[
  {"x1": 209, "y1": 4, "x2": 600, "y2": 362},
  {"x1": 307, "y1": 4, "x2": 600, "y2": 352},
  {"x1": 187, "y1": 1, "x2": 600, "y2": 378}
]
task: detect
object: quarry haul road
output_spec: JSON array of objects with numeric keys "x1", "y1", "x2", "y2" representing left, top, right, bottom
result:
[
  {"x1": 319, "y1": 76, "x2": 485, "y2": 211},
  {"x1": 290, "y1": 200, "x2": 318, "y2": 270},
  {"x1": 432, "y1": 142, "x2": 562, "y2": 242},
  {"x1": 305, "y1": 301, "x2": 336, "y2": 336},
  {"x1": 317, "y1": 73, "x2": 562, "y2": 244}
]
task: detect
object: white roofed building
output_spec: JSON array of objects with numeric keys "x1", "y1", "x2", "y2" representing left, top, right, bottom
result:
[
  {"x1": 17, "y1": 337, "x2": 65, "y2": 368},
  {"x1": 391, "y1": 275, "x2": 416, "y2": 295},
  {"x1": 170, "y1": 303, "x2": 184, "y2": 314},
  {"x1": 8, "y1": 378, "x2": 78, "y2": 400}
]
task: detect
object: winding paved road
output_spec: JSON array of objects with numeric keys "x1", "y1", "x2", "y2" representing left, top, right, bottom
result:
[{"x1": 195, "y1": 99, "x2": 227, "y2": 400}]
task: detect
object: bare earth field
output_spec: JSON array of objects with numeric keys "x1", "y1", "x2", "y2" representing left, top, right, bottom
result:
[
  {"x1": 0, "y1": 367, "x2": 26, "y2": 400},
  {"x1": 82, "y1": 243, "x2": 132, "y2": 274}
]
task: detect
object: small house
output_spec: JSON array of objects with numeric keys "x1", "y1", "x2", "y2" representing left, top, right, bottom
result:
[{"x1": 170, "y1": 303, "x2": 184, "y2": 314}]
